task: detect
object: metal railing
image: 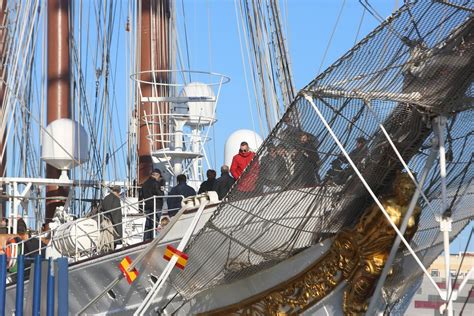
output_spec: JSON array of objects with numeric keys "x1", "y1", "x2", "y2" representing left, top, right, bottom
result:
[{"x1": 3, "y1": 194, "x2": 185, "y2": 283}]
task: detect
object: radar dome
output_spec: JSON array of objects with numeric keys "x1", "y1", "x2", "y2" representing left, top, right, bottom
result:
[
  {"x1": 41, "y1": 118, "x2": 89, "y2": 170},
  {"x1": 224, "y1": 129, "x2": 263, "y2": 167},
  {"x1": 177, "y1": 82, "x2": 216, "y2": 126}
]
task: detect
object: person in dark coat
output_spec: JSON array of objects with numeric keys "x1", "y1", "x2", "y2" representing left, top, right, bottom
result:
[
  {"x1": 293, "y1": 132, "x2": 321, "y2": 187},
  {"x1": 141, "y1": 169, "x2": 164, "y2": 241},
  {"x1": 167, "y1": 174, "x2": 196, "y2": 217},
  {"x1": 101, "y1": 185, "x2": 123, "y2": 247},
  {"x1": 259, "y1": 144, "x2": 288, "y2": 192},
  {"x1": 198, "y1": 169, "x2": 217, "y2": 194},
  {"x1": 212, "y1": 165, "x2": 235, "y2": 200}
]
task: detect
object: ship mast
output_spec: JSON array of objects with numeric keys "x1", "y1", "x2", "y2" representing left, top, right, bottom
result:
[
  {"x1": 0, "y1": 0, "x2": 8, "y2": 221},
  {"x1": 137, "y1": 0, "x2": 170, "y2": 185},
  {"x1": 45, "y1": 0, "x2": 71, "y2": 222}
]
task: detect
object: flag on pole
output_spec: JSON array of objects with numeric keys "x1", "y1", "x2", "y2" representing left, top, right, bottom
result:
[
  {"x1": 163, "y1": 245, "x2": 188, "y2": 270},
  {"x1": 119, "y1": 256, "x2": 139, "y2": 284}
]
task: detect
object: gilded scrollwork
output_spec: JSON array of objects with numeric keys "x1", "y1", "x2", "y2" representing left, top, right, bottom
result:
[{"x1": 205, "y1": 172, "x2": 420, "y2": 316}]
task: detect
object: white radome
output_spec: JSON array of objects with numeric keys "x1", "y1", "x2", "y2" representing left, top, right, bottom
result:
[
  {"x1": 224, "y1": 129, "x2": 263, "y2": 167},
  {"x1": 41, "y1": 118, "x2": 89, "y2": 170},
  {"x1": 177, "y1": 82, "x2": 216, "y2": 126}
]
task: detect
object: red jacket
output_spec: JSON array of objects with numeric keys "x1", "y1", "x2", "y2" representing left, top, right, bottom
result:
[{"x1": 230, "y1": 151, "x2": 259, "y2": 192}]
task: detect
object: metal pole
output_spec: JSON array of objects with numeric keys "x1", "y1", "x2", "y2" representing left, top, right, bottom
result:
[
  {"x1": 441, "y1": 218, "x2": 453, "y2": 316},
  {"x1": 0, "y1": 0, "x2": 9, "y2": 221},
  {"x1": 32, "y1": 255, "x2": 42, "y2": 315},
  {"x1": 434, "y1": 116, "x2": 453, "y2": 316},
  {"x1": 366, "y1": 140, "x2": 437, "y2": 314},
  {"x1": 56, "y1": 257, "x2": 68, "y2": 315},
  {"x1": 15, "y1": 255, "x2": 25, "y2": 316},
  {"x1": 138, "y1": 0, "x2": 171, "y2": 184},
  {"x1": 0, "y1": 254, "x2": 6, "y2": 315},
  {"x1": 47, "y1": 258, "x2": 54, "y2": 316},
  {"x1": 153, "y1": 195, "x2": 156, "y2": 239},
  {"x1": 46, "y1": 0, "x2": 71, "y2": 223}
]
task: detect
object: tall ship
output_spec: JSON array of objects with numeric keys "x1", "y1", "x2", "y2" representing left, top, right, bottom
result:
[{"x1": 0, "y1": 0, "x2": 473, "y2": 315}]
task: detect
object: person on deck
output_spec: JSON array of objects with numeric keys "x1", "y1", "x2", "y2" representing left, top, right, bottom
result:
[
  {"x1": 212, "y1": 165, "x2": 235, "y2": 200},
  {"x1": 292, "y1": 132, "x2": 321, "y2": 187},
  {"x1": 326, "y1": 136, "x2": 367, "y2": 184},
  {"x1": 198, "y1": 169, "x2": 217, "y2": 194},
  {"x1": 230, "y1": 141, "x2": 260, "y2": 192},
  {"x1": 259, "y1": 143, "x2": 288, "y2": 192},
  {"x1": 101, "y1": 185, "x2": 123, "y2": 247},
  {"x1": 141, "y1": 169, "x2": 164, "y2": 241},
  {"x1": 167, "y1": 174, "x2": 196, "y2": 217}
]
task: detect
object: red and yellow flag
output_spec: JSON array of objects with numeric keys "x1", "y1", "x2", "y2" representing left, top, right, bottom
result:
[
  {"x1": 119, "y1": 256, "x2": 139, "y2": 284},
  {"x1": 163, "y1": 245, "x2": 188, "y2": 270}
]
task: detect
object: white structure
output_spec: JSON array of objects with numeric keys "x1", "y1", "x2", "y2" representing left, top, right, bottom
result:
[
  {"x1": 178, "y1": 82, "x2": 216, "y2": 126},
  {"x1": 131, "y1": 70, "x2": 230, "y2": 189},
  {"x1": 41, "y1": 118, "x2": 89, "y2": 176},
  {"x1": 224, "y1": 129, "x2": 263, "y2": 167}
]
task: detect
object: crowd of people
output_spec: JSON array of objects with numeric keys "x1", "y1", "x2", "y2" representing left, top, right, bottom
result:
[
  {"x1": 1, "y1": 122, "x2": 367, "y2": 257},
  {"x1": 97, "y1": 120, "x2": 367, "y2": 243}
]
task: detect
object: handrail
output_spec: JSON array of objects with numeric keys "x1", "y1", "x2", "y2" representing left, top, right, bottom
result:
[
  {"x1": 77, "y1": 201, "x2": 200, "y2": 315},
  {"x1": 134, "y1": 200, "x2": 209, "y2": 315},
  {"x1": 3, "y1": 194, "x2": 187, "y2": 281}
]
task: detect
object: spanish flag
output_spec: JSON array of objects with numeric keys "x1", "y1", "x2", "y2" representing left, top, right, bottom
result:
[
  {"x1": 119, "y1": 256, "x2": 139, "y2": 284},
  {"x1": 163, "y1": 245, "x2": 188, "y2": 270}
]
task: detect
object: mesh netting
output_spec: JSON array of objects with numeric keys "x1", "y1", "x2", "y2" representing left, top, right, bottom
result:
[{"x1": 167, "y1": 0, "x2": 474, "y2": 306}]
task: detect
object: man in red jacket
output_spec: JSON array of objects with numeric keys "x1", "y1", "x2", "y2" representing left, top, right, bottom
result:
[{"x1": 230, "y1": 142, "x2": 259, "y2": 192}]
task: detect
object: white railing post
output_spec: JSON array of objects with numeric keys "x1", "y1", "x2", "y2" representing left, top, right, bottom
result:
[
  {"x1": 153, "y1": 196, "x2": 157, "y2": 239},
  {"x1": 97, "y1": 212, "x2": 101, "y2": 253}
]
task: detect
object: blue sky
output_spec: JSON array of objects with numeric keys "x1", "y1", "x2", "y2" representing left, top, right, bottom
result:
[{"x1": 177, "y1": 0, "x2": 397, "y2": 169}]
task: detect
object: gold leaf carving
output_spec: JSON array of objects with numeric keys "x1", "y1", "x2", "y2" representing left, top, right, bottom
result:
[{"x1": 204, "y1": 172, "x2": 420, "y2": 316}]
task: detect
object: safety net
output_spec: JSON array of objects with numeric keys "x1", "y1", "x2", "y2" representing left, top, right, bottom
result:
[{"x1": 167, "y1": 1, "x2": 474, "y2": 311}]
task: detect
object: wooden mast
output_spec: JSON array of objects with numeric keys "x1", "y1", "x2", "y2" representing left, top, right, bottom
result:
[
  {"x1": 45, "y1": 0, "x2": 71, "y2": 222},
  {"x1": 137, "y1": 0, "x2": 170, "y2": 185},
  {"x1": 0, "y1": 0, "x2": 8, "y2": 220}
]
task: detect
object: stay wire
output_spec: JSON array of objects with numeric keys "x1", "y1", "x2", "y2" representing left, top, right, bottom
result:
[
  {"x1": 447, "y1": 226, "x2": 474, "y2": 304},
  {"x1": 318, "y1": 0, "x2": 346, "y2": 75},
  {"x1": 180, "y1": 0, "x2": 192, "y2": 81}
]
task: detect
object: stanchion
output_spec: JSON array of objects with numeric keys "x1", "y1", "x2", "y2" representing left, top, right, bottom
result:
[
  {"x1": 15, "y1": 255, "x2": 25, "y2": 316},
  {"x1": 47, "y1": 258, "x2": 54, "y2": 316},
  {"x1": 56, "y1": 257, "x2": 68, "y2": 315},
  {"x1": 0, "y1": 254, "x2": 7, "y2": 315},
  {"x1": 32, "y1": 255, "x2": 42, "y2": 315}
]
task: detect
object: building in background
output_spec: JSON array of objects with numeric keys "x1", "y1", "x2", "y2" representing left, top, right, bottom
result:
[{"x1": 406, "y1": 253, "x2": 473, "y2": 315}]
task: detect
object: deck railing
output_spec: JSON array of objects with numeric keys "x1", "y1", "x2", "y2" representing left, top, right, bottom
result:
[{"x1": 3, "y1": 194, "x2": 185, "y2": 282}]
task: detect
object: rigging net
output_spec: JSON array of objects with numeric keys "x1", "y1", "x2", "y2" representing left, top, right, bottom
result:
[{"x1": 165, "y1": 1, "x2": 474, "y2": 311}]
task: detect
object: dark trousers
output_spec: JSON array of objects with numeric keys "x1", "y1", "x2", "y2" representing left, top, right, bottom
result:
[{"x1": 143, "y1": 208, "x2": 161, "y2": 241}]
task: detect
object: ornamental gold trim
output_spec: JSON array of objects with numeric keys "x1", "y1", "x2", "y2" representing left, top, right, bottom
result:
[{"x1": 204, "y1": 172, "x2": 420, "y2": 316}]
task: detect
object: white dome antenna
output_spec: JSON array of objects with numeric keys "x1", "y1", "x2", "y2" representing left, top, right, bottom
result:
[
  {"x1": 41, "y1": 118, "x2": 89, "y2": 178},
  {"x1": 224, "y1": 129, "x2": 263, "y2": 167}
]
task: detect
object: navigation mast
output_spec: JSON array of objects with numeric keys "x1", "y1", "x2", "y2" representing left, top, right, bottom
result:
[
  {"x1": 45, "y1": 0, "x2": 71, "y2": 223},
  {"x1": 0, "y1": 0, "x2": 7, "y2": 221},
  {"x1": 137, "y1": 0, "x2": 171, "y2": 185}
]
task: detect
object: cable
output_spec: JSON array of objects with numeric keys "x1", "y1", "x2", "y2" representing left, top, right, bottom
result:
[{"x1": 318, "y1": 0, "x2": 346, "y2": 75}]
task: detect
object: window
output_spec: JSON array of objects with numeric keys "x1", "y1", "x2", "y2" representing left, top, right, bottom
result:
[{"x1": 431, "y1": 269, "x2": 440, "y2": 277}]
